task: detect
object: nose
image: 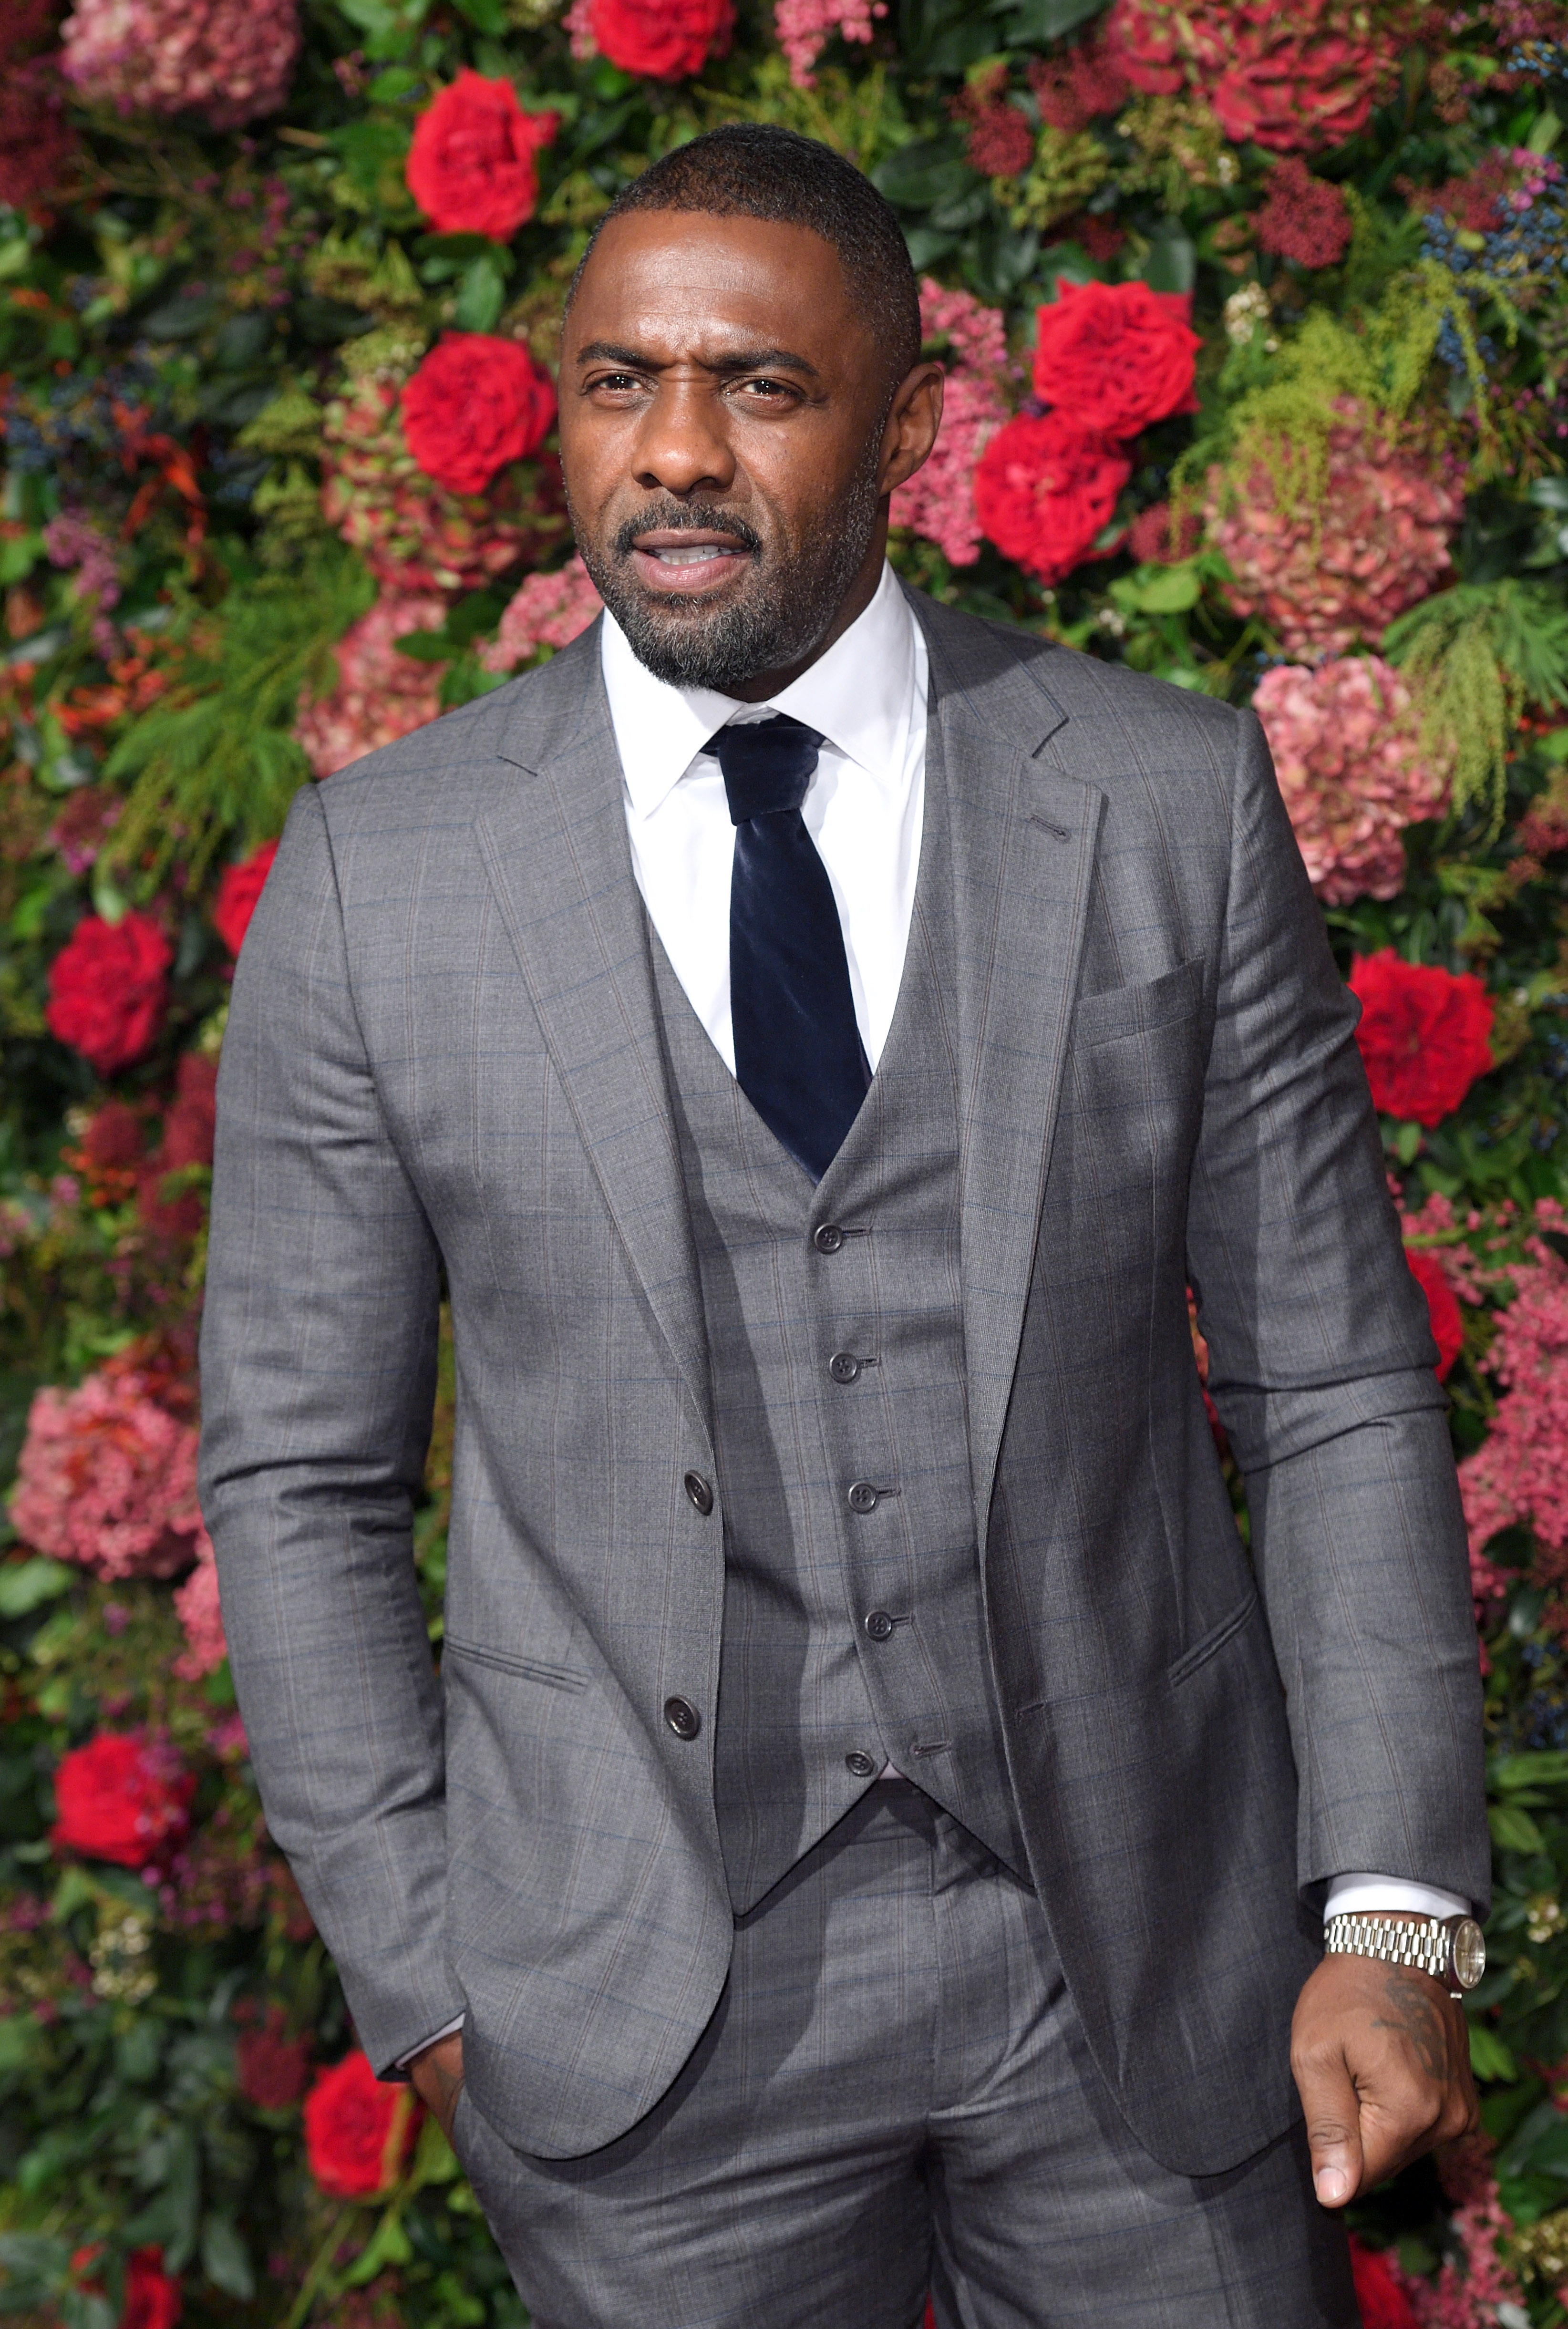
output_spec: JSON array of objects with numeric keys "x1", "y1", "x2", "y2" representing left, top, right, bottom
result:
[{"x1": 631, "y1": 379, "x2": 736, "y2": 498}]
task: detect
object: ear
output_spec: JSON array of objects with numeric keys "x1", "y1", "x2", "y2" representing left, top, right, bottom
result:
[{"x1": 878, "y1": 362, "x2": 945, "y2": 497}]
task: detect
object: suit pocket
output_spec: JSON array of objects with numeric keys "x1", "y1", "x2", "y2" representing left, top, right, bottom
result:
[
  {"x1": 1167, "y1": 1588, "x2": 1259, "y2": 1687},
  {"x1": 442, "y1": 1635, "x2": 588, "y2": 1694},
  {"x1": 1073, "y1": 958, "x2": 1202, "y2": 1048}
]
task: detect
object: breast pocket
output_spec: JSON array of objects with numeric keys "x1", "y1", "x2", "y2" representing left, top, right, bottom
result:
[{"x1": 1072, "y1": 958, "x2": 1203, "y2": 1048}]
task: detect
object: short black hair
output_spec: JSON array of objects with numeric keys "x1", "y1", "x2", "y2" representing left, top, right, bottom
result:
[{"x1": 568, "y1": 124, "x2": 922, "y2": 387}]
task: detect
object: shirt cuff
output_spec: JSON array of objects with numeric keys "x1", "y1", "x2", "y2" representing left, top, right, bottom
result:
[
  {"x1": 394, "y1": 2012, "x2": 465, "y2": 2070},
  {"x1": 1324, "y1": 1874, "x2": 1472, "y2": 1921}
]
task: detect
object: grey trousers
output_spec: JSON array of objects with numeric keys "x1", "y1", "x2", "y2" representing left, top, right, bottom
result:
[{"x1": 451, "y1": 1780, "x2": 1358, "y2": 2329}]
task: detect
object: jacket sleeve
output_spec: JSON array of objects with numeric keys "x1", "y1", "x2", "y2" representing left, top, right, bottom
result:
[
  {"x1": 198, "y1": 780, "x2": 463, "y2": 2072},
  {"x1": 1186, "y1": 709, "x2": 1490, "y2": 1915}
]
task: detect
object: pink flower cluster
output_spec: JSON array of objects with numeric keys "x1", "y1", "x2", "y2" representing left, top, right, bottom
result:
[
  {"x1": 773, "y1": 0, "x2": 886, "y2": 88},
  {"x1": 10, "y1": 1362, "x2": 207, "y2": 1581},
  {"x1": 295, "y1": 594, "x2": 448, "y2": 780},
  {"x1": 1458, "y1": 1229, "x2": 1568, "y2": 1577},
  {"x1": 1250, "y1": 656, "x2": 1451, "y2": 903},
  {"x1": 1404, "y1": 2180, "x2": 1524, "y2": 2326},
  {"x1": 889, "y1": 280, "x2": 1012, "y2": 569},
  {"x1": 60, "y1": 0, "x2": 300, "y2": 130},
  {"x1": 321, "y1": 374, "x2": 566, "y2": 597},
  {"x1": 174, "y1": 1544, "x2": 226, "y2": 1680},
  {"x1": 478, "y1": 557, "x2": 603, "y2": 674},
  {"x1": 1207, "y1": 408, "x2": 1461, "y2": 656},
  {"x1": 44, "y1": 512, "x2": 121, "y2": 656}
]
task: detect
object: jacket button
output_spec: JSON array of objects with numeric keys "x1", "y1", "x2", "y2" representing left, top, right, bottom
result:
[
  {"x1": 828, "y1": 1351, "x2": 862, "y2": 1384},
  {"x1": 683, "y1": 1471, "x2": 714, "y2": 1515},
  {"x1": 664, "y1": 1696, "x2": 701, "y2": 1740},
  {"x1": 847, "y1": 1481, "x2": 879, "y2": 1514},
  {"x1": 813, "y1": 1223, "x2": 845, "y2": 1254},
  {"x1": 845, "y1": 1751, "x2": 878, "y2": 1778},
  {"x1": 863, "y1": 1609, "x2": 895, "y2": 1643}
]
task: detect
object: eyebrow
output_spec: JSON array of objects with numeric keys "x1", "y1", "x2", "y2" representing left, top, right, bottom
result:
[{"x1": 574, "y1": 340, "x2": 821, "y2": 379}]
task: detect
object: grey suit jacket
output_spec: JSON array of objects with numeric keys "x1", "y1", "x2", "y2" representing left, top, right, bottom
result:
[{"x1": 199, "y1": 590, "x2": 1488, "y2": 2174}]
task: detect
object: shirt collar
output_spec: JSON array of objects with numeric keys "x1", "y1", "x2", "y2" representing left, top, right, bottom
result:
[{"x1": 601, "y1": 560, "x2": 917, "y2": 819}]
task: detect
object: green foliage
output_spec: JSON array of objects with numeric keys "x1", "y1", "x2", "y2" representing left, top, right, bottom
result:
[{"x1": 1387, "y1": 580, "x2": 1568, "y2": 833}]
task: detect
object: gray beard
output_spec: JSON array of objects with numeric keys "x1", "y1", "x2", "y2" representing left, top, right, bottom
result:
[{"x1": 569, "y1": 456, "x2": 883, "y2": 693}]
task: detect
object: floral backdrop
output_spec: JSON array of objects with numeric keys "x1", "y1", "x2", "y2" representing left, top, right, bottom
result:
[{"x1": 1, "y1": 0, "x2": 1568, "y2": 2322}]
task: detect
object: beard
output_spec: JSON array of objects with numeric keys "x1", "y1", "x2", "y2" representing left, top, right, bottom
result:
[{"x1": 567, "y1": 443, "x2": 884, "y2": 693}]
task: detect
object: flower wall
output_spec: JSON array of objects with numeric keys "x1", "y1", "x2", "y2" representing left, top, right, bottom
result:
[{"x1": 2, "y1": 0, "x2": 1568, "y2": 2322}]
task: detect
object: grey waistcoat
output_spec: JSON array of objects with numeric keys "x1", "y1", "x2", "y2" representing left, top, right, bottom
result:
[{"x1": 647, "y1": 769, "x2": 1026, "y2": 1913}]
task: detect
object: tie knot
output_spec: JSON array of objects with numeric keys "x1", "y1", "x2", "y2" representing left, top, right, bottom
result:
[{"x1": 715, "y1": 714, "x2": 824, "y2": 825}]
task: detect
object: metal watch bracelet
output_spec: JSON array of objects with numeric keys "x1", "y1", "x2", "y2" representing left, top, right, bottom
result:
[{"x1": 1322, "y1": 1911, "x2": 1486, "y2": 1999}]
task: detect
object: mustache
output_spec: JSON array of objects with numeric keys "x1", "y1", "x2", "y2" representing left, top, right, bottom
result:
[{"x1": 611, "y1": 502, "x2": 765, "y2": 560}]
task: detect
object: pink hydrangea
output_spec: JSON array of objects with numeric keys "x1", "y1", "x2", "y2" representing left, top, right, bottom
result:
[
  {"x1": 1405, "y1": 2180, "x2": 1524, "y2": 2326},
  {"x1": 889, "y1": 280, "x2": 1013, "y2": 569},
  {"x1": 173, "y1": 1540, "x2": 226, "y2": 1680},
  {"x1": 1459, "y1": 1238, "x2": 1568, "y2": 1569},
  {"x1": 60, "y1": 0, "x2": 300, "y2": 130},
  {"x1": 1250, "y1": 656, "x2": 1451, "y2": 904},
  {"x1": 1207, "y1": 407, "x2": 1460, "y2": 657},
  {"x1": 10, "y1": 1364, "x2": 205, "y2": 1581},
  {"x1": 321, "y1": 374, "x2": 567, "y2": 597},
  {"x1": 773, "y1": 0, "x2": 886, "y2": 88},
  {"x1": 295, "y1": 593, "x2": 448, "y2": 780},
  {"x1": 478, "y1": 557, "x2": 603, "y2": 674}
]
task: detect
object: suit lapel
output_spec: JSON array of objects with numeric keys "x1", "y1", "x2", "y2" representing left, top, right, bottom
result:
[
  {"x1": 475, "y1": 631, "x2": 712, "y2": 1437},
  {"x1": 914, "y1": 599, "x2": 1104, "y2": 1546}
]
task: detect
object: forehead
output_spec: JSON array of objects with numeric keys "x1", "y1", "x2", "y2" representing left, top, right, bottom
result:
[{"x1": 567, "y1": 209, "x2": 869, "y2": 361}]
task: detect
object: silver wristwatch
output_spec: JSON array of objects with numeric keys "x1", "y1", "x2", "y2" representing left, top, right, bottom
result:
[{"x1": 1322, "y1": 1911, "x2": 1486, "y2": 1999}]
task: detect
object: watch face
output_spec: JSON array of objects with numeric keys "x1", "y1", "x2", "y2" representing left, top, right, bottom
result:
[{"x1": 1452, "y1": 1918, "x2": 1486, "y2": 1991}]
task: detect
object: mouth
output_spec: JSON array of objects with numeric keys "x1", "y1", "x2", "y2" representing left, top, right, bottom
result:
[{"x1": 628, "y1": 529, "x2": 754, "y2": 596}]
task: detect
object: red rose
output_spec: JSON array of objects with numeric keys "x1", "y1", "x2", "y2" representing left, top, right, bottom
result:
[
  {"x1": 1032, "y1": 280, "x2": 1201, "y2": 441},
  {"x1": 1348, "y1": 2236, "x2": 1421, "y2": 2329},
  {"x1": 406, "y1": 72, "x2": 559, "y2": 240},
  {"x1": 212, "y1": 840, "x2": 278, "y2": 958},
  {"x1": 303, "y1": 2050, "x2": 421, "y2": 2199},
  {"x1": 973, "y1": 412, "x2": 1132, "y2": 586},
  {"x1": 51, "y1": 1731, "x2": 196, "y2": 1869},
  {"x1": 46, "y1": 911, "x2": 172, "y2": 1077},
  {"x1": 1349, "y1": 950, "x2": 1495, "y2": 1128},
  {"x1": 1405, "y1": 1247, "x2": 1463, "y2": 1381},
  {"x1": 123, "y1": 2250, "x2": 183, "y2": 2329},
  {"x1": 235, "y1": 2002, "x2": 313, "y2": 2110},
  {"x1": 138, "y1": 1053, "x2": 219, "y2": 1244},
  {"x1": 401, "y1": 334, "x2": 557, "y2": 497},
  {"x1": 587, "y1": 0, "x2": 734, "y2": 79}
]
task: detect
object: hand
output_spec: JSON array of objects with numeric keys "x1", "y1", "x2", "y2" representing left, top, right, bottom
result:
[
  {"x1": 408, "y1": 2029, "x2": 465, "y2": 2144},
  {"x1": 1291, "y1": 1950, "x2": 1478, "y2": 2208}
]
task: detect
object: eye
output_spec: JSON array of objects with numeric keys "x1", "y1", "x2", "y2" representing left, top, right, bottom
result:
[
  {"x1": 589, "y1": 371, "x2": 646, "y2": 395},
  {"x1": 733, "y1": 376, "x2": 796, "y2": 402}
]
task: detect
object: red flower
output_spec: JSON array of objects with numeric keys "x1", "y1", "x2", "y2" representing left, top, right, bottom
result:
[
  {"x1": 1254, "y1": 156, "x2": 1352, "y2": 268},
  {"x1": 51, "y1": 1731, "x2": 196, "y2": 1869},
  {"x1": 587, "y1": 0, "x2": 734, "y2": 78},
  {"x1": 46, "y1": 911, "x2": 172, "y2": 1077},
  {"x1": 1348, "y1": 2236, "x2": 1420, "y2": 2329},
  {"x1": 1405, "y1": 1247, "x2": 1464, "y2": 1381},
  {"x1": 1349, "y1": 951, "x2": 1495, "y2": 1129},
  {"x1": 1127, "y1": 500, "x2": 1202, "y2": 564},
  {"x1": 1028, "y1": 37, "x2": 1131, "y2": 134},
  {"x1": 1104, "y1": 0, "x2": 1398, "y2": 156},
  {"x1": 123, "y1": 2249, "x2": 183, "y2": 2329},
  {"x1": 401, "y1": 335, "x2": 557, "y2": 497},
  {"x1": 138, "y1": 1053, "x2": 219, "y2": 1245},
  {"x1": 1032, "y1": 280, "x2": 1201, "y2": 441},
  {"x1": 406, "y1": 72, "x2": 559, "y2": 240},
  {"x1": 235, "y1": 2002, "x2": 313, "y2": 2109},
  {"x1": 303, "y1": 2051, "x2": 421, "y2": 2199},
  {"x1": 212, "y1": 840, "x2": 279, "y2": 958},
  {"x1": 973, "y1": 412, "x2": 1131, "y2": 586}
]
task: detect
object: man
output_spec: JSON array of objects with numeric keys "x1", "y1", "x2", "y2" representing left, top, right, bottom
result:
[{"x1": 201, "y1": 124, "x2": 1489, "y2": 2328}]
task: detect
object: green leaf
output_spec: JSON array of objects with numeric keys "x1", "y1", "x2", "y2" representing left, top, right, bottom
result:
[
  {"x1": 200, "y1": 2216, "x2": 254, "y2": 2301},
  {"x1": 452, "y1": 0, "x2": 509, "y2": 28},
  {"x1": 1134, "y1": 565, "x2": 1200, "y2": 614},
  {"x1": 1467, "y1": 2022, "x2": 1517, "y2": 2082},
  {"x1": 0, "y1": 1558, "x2": 73, "y2": 1618},
  {"x1": 1489, "y1": 1801, "x2": 1546, "y2": 1853},
  {"x1": 872, "y1": 141, "x2": 974, "y2": 212},
  {"x1": 392, "y1": 629, "x2": 453, "y2": 662},
  {"x1": 454, "y1": 251, "x2": 507, "y2": 333},
  {"x1": 342, "y1": 2209, "x2": 413, "y2": 2286},
  {"x1": 0, "y1": 532, "x2": 41, "y2": 585},
  {"x1": 1137, "y1": 219, "x2": 1196, "y2": 297},
  {"x1": 997, "y1": 0, "x2": 1104, "y2": 40}
]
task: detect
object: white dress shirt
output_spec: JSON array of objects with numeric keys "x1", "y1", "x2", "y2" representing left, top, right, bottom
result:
[{"x1": 395, "y1": 567, "x2": 1464, "y2": 2065}]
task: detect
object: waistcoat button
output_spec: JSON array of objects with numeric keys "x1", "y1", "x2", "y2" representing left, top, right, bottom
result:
[
  {"x1": 828, "y1": 1351, "x2": 862, "y2": 1384},
  {"x1": 847, "y1": 1481, "x2": 879, "y2": 1514},
  {"x1": 845, "y1": 1751, "x2": 877, "y2": 1778},
  {"x1": 863, "y1": 1609, "x2": 895, "y2": 1642},
  {"x1": 813, "y1": 1223, "x2": 845, "y2": 1254},
  {"x1": 664, "y1": 1696, "x2": 701, "y2": 1739},
  {"x1": 683, "y1": 1470, "x2": 714, "y2": 1515}
]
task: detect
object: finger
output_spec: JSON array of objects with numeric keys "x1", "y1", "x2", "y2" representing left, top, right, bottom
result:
[
  {"x1": 1293, "y1": 2045, "x2": 1364, "y2": 2206},
  {"x1": 1356, "y1": 2091, "x2": 1441, "y2": 2192}
]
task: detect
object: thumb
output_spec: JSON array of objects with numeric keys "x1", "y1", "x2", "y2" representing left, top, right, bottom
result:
[{"x1": 1296, "y1": 2047, "x2": 1364, "y2": 2208}]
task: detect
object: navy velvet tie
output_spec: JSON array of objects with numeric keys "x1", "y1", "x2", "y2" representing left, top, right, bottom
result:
[{"x1": 715, "y1": 715, "x2": 871, "y2": 1182}]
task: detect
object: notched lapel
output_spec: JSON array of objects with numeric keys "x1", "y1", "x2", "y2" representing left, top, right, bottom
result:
[
  {"x1": 918, "y1": 602, "x2": 1103, "y2": 1547},
  {"x1": 475, "y1": 647, "x2": 712, "y2": 1437}
]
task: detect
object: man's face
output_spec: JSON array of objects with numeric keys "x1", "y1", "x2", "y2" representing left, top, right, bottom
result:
[{"x1": 558, "y1": 210, "x2": 939, "y2": 696}]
